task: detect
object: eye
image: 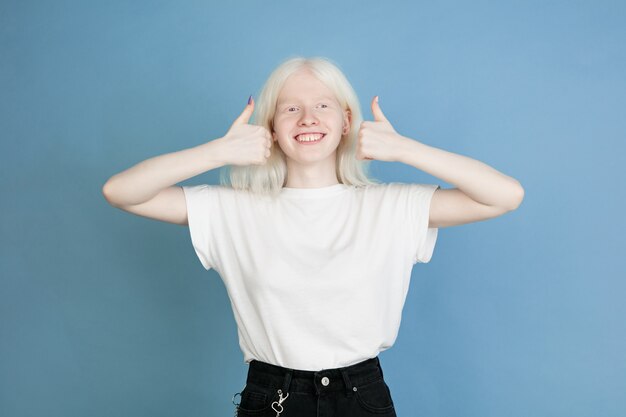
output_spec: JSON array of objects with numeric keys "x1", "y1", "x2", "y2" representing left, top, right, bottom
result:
[
  {"x1": 318, "y1": 103, "x2": 329, "y2": 109},
  {"x1": 287, "y1": 106, "x2": 298, "y2": 112}
]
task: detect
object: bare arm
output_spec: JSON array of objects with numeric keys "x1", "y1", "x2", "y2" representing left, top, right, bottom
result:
[
  {"x1": 101, "y1": 139, "x2": 228, "y2": 225},
  {"x1": 397, "y1": 139, "x2": 524, "y2": 228},
  {"x1": 356, "y1": 96, "x2": 524, "y2": 229},
  {"x1": 101, "y1": 97, "x2": 273, "y2": 226},
  {"x1": 102, "y1": 98, "x2": 274, "y2": 225}
]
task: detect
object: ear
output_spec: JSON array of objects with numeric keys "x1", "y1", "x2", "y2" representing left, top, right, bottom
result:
[
  {"x1": 342, "y1": 109, "x2": 352, "y2": 135},
  {"x1": 270, "y1": 119, "x2": 277, "y2": 141}
]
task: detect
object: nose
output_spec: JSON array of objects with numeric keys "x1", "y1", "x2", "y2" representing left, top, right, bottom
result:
[{"x1": 298, "y1": 107, "x2": 319, "y2": 126}]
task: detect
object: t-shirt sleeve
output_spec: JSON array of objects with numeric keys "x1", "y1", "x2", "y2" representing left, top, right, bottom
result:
[
  {"x1": 181, "y1": 184, "x2": 215, "y2": 271},
  {"x1": 407, "y1": 183, "x2": 441, "y2": 264}
]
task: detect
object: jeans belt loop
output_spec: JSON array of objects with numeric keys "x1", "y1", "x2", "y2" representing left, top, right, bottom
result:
[
  {"x1": 376, "y1": 356, "x2": 384, "y2": 379},
  {"x1": 281, "y1": 369, "x2": 293, "y2": 394},
  {"x1": 340, "y1": 368, "x2": 354, "y2": 398}
]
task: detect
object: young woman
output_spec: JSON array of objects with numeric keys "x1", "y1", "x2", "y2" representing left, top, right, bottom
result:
[{"x1": 102, "y1": 56, "x2": 524, "y2": 417}]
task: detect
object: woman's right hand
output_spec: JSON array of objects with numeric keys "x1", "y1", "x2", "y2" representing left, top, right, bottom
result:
[{"x1": 217, "y1": 97, "x2": 273, "y2": 166}]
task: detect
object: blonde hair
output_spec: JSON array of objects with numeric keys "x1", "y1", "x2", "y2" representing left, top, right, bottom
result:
[{"x1": 219, "y1": 56, "x2": 380, "y2": 197}]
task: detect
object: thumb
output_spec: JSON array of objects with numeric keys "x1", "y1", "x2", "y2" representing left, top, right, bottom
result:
[
  {"x1": 371, "y1": 95, "x2": 388, "y2": 122},
  {"x1": 232, "y1": 96, "x2": 255, "y2": 127}
]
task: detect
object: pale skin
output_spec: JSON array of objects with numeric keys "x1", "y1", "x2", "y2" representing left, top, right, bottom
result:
[
  {"x1": 358, "y1": 95, "x2": 524, "y2": 227},
  {"x1": 102, "y1": 69, "x2": 524, "y2": 229},
  {"x1": 270, "y1": 69, "x2": 350, "y2": 188}
]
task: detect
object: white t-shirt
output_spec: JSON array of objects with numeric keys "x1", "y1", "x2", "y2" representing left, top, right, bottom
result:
[{"x1": 181, "y1": 182, "x2": 440, "y2": 371}]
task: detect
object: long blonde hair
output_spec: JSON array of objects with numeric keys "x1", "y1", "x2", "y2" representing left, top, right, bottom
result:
[{"x1": 220, "y1": 56, "x2": 380, "y2": 197}]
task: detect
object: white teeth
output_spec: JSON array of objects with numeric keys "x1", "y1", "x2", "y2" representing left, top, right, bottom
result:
[{"x1": 296, "y1": 133, "x2": 324, "y2": 142}]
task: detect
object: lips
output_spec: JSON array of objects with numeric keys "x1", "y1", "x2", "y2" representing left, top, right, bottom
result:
[{"x1": 293, "y1": 132, "x2": 326, "y2": 140}]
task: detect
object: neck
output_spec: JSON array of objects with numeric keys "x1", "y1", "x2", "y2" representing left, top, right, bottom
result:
[{"x1": 284, "y1": 156, "x2": 339, "y2": 188}]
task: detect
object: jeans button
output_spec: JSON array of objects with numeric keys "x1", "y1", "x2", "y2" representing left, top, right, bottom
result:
[{"x1": 321, "y1": 376, "x2": 330, "y2": 386}]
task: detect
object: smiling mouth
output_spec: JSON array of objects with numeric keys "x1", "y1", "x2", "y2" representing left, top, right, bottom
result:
[{"x1": 294, "y1": 133, "x2": 326, "y2": 143}]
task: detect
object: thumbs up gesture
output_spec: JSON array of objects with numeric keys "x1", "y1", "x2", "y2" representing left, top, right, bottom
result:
[
  {"x1": 356, "y1": 96, "x2": 409, "y2": 162},
  {"x1": 217, "y1": 97, "x2": 273, "y2": 166}
]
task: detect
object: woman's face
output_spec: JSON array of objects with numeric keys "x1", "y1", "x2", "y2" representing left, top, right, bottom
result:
[{"x1": 272, "y1": 69, "x2": 351, "y2": 166}]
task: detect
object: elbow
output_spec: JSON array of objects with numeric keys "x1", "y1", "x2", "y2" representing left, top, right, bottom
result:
[
  {"x1": 101, "y1": 178, "x2": 121, "y2": 207},
  {"x1": 101, "y1": 180, "x2": 114, "y2": 205},
  {"x1": 505, "y1": 180, "x2": 525, "y2": 211}
]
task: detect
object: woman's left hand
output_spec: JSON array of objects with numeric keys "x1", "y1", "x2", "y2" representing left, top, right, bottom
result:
[{"x1": 356, "y1": 96, "x2": 411, "y2": 162}]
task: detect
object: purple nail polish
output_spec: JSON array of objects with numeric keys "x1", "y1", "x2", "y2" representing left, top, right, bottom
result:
[{"x1": 248, "y1": 95, "x2": 252, "y2": 105}]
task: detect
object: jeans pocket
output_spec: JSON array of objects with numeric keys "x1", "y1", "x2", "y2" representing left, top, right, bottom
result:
[
  {"x1": 354, "y1": 377, "x2": 396, "y2": 414},
  {"x1": 238, "y1": 382, "x2": 279, "y2": 415}
]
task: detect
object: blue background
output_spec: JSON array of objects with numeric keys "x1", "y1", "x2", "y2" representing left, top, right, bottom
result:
[{"x1": 1, "y1": 1, "x2": 624, "y2": 416}]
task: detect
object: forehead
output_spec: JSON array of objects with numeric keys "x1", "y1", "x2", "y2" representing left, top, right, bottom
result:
[{"x1": 276, "y1": 70, "x2": 338, "y2": 104}]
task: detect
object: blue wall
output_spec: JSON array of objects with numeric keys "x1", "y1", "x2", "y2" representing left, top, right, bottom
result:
[{"x1": 1, "y1": 1, "x2": 624, "y2": 416}]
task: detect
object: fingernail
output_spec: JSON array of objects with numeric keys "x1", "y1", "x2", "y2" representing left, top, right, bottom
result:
[
  {"x1": 375, "y1": 95, "x2": 379, "y2": 103},
  {"x1": 248, "y1": 95, "x2": 252, "y2": 105}
]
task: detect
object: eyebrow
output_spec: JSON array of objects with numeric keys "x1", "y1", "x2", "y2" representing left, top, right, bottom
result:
[{"x1": 277, "y1": 95, "x2": 336, "y2": 105}]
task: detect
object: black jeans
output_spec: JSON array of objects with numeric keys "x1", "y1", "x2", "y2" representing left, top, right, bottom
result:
[{"x1": 234, "y1": 356, "x2": 397, "y2": 417}]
